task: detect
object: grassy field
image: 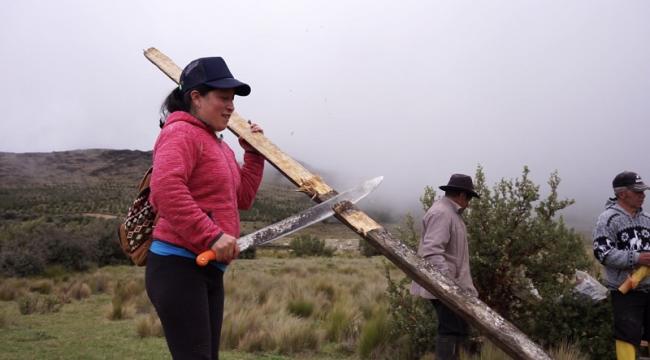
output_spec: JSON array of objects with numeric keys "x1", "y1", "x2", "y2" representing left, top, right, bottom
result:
[{"x1": 0, "y1": 257, "x2": 396, "y2": 360}]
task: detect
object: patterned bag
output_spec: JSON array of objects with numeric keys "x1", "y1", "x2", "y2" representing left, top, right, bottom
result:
[{"x1": 118, "y1": 167, "x2": 158, "y2": 266}]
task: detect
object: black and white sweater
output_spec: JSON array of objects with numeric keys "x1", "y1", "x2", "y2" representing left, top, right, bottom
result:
[{"x1": 593, "y1": 201, "x2": 650, "y2": 291}]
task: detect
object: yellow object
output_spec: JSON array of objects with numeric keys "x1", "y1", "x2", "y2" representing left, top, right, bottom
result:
[
  {"x1": 618, "y1": 266, "x2": 649, "y2": 294},
  {"x1": 615, "y1": 340, "x2": 636, "y2": 360}
]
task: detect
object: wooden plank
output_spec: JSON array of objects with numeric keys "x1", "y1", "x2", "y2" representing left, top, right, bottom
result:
[
  {"x1": 143, "y1": 47, "x2": 552, "y2": 360},
  {"x1": 143, "y1": 48, "x2": 334, "y2": 199}
]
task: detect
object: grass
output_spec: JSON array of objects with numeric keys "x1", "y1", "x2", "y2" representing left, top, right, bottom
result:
[
  {"x1": 0, "y1": 259, "x2": 388, "y2": 359},
  {"x1": 0, "y1": 257, "x2": 591, "y2": 360}
]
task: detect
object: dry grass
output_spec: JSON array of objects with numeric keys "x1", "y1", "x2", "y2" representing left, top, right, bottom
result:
[
  {"x1": 219, "y1": 257, "x2": 390, "y2": 355},
  {"x1": 0, "y1": 278, "x2": 27, "y2": 301},
  {"x1": 0, "y1": 257, "x2": 592, "y2": 359},
  {"x1": 107, "y1": 279, "x2": 143, "y2": 320},
  {"x1": 0, "y1": 309, "x2": 8, "y2": 328},
  {"x1": 136, "y1": 313, "x2": 164, "y2": 338},
  {"x1": 549, "y1": 341, "x2": 589, "y2": 360},
  {"x1": 65, "y1": 281, "x2": 92, "y2": 301}
]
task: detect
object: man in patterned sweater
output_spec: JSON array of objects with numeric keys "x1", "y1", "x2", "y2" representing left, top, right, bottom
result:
[{"x1": 593, "y1": 171, "x2": 650, "y2": 359}]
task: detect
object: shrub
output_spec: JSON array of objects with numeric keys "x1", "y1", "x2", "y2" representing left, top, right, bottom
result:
[
  {"x1": 359, "y1": 238, "x2": 381, "y2": 257},
  {"x1": 385, "y1": 166, "x2": 603, "y2": 358},
  {"x1": 385, "y1": 267, "x2": 437, "y2": 358},
  {"x1": 289, "y1": 235, "x2": 334, "y2": 257},
  {"x1": 0, "y1": 240, "x2": 45, "y2": 277}
]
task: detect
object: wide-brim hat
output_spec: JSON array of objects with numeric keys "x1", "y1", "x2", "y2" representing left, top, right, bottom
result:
[
  {"x1": 439, "y1": 174, "x2": 480, "y2": 198},
  {"x1": 180, "y1": 57, "x2": 251, "y2": 96}
]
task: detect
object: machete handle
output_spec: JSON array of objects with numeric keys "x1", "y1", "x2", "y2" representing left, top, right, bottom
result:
[
  {"x1": 196, "y1": 250, "x2": 217, "y2": 267},
  {"x1": 618, "y1": 266, "x2": 649, "y2": 294}
]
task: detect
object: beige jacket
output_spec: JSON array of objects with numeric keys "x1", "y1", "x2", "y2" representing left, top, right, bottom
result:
[{"x1": 410, "y1": 196, "x2": 478, "y2": 298}]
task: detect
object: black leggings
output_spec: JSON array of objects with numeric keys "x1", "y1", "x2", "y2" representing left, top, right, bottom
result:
[{"x1": 145, "y1": 252, "x2": 224, "y2": 360}]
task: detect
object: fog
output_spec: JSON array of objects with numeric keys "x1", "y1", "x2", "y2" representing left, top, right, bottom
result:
[{"x1": 1, "y1": 1, "x2": 649, "y2": 230}]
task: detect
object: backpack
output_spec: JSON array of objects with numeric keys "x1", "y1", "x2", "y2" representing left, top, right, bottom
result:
[{"x1": 118, "y1": 167, "x2": 158, "y2": 266}]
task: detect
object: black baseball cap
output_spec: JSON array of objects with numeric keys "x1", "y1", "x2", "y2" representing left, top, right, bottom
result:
[
  {"x1": 179, "y1": 57, "x2": 251, "y2": 96},
  {"x1": 613, "y1": 171, "x2": 650, "y2": 192}
]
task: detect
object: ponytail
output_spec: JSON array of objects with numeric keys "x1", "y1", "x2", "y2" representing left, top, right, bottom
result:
[{"x1": 159, "y1": 85, "x2": 213, "y2": 128}]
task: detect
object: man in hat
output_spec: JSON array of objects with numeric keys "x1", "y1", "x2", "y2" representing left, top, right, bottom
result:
[
  {"x1": 593, "y1": 171, "x2": 650, "y2": 359},
  {"x1": 411, "y1": 173, "x2": 480, "y2": 360}
]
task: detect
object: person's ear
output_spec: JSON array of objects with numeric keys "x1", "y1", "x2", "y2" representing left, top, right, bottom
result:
[{"x1": 190, "y1": 90, "x2": 202, "y2": 109}]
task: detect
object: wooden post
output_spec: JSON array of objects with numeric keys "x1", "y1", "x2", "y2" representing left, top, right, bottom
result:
[{"x1": 144, "y1": 47, "x2": 552, "y2": 360}]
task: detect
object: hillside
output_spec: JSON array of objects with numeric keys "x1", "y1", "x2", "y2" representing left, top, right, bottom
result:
[{"x1": 0, "y1": 149, "x2": 314, "y2": 222}]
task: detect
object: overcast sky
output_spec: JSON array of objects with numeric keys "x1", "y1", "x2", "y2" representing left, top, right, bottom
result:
[{"x1": 1, "y1": 1, "x2": 649, "y2": 227}]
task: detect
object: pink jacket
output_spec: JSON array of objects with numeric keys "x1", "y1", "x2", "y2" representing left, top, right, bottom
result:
[{"x1": 150, "y1": 111, "x2": 264, "y2": 255}]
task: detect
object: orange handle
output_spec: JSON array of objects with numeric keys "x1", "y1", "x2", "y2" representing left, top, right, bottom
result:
[
  {"x1": 618, "y1": 266, "x2": 649, "y2": 294},
  {"x1": 196, "y1": 250, "x2": 216, "y2": 267}
]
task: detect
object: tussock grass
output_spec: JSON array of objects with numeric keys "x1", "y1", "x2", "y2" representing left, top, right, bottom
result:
[
  {"x1": 0, "y1": 309, "x2": 8, "y2": 328},
  {"x1": 0, "y1": 278, "x2": 27, "y2": 301},
  {"x1": 287, "y1": 298, "x2": 314, "y2": 318},
  {"x1": 0, "y1": 258, "x2": 591, "y2": 359},
  {"x1": 136, "y1": 314, "x2": 163, "y2": 338},
  {"x1": 107, "y1": 279, "x2": 142, "y2": 320},
  {"x1": 86, "y1": 272, "x2": 111, "y2": 294},
  {"x1": 17, "y1": 293, "x2": 62, "y2": 315},
  {"x1": 358, "y1": 310, "x2": 391, "y2": 359},
  {"x1": 134, "y1": 292, "x2": 154, "y2": 314},
  {"x1": 66, "y1": 281, "x2": 92, "y2": 301},
  {"x1": 29, "y1": 279, "x2": 54, "y2": 294},
  {"x1": 220, "y1": 257, "x2": 389, "y2": 355},
  {"x1": 274, "y1": 318, "x2": 322, "y2": 355},
  {"x1": 549, "y1": 341, "x2": 589, "y2": 360}
]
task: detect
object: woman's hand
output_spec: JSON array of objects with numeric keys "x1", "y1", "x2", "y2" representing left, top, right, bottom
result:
[
  {"x1": 239, "y1": 121, "x2": 263, "y2": 153},
  {"x1": 211, "y1": 234, "x2": 240, "y2": 264},
  {"x1": 249, "y1": 121, "x2": 263, "y2": 134}
]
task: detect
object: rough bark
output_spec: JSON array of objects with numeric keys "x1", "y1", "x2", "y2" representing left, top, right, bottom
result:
[{"x1": 144, "y1": 47, "x2": 551, "y2": 360}]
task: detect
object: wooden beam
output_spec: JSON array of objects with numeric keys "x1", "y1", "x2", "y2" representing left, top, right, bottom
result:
[{"x1": 143, "y1": 47, "x2": 552, "y2": 360}]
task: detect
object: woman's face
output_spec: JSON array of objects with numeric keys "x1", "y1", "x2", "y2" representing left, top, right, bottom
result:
[{"x1": 191, "y1": 88, "x2": 236, "y2": 132}]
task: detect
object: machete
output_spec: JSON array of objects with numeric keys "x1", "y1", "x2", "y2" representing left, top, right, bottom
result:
[{"x1": 196, "y1": 176, "x2": 383, "y2": 266}]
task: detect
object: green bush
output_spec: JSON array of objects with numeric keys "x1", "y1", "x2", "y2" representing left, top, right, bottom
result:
[
  {"x1": 359, "y1": 238, "x2": 381, "y2": 257},
  {"x1": 0, "y1": 217, "x2": 128, "y2": 277},
  {"x1": 385, "y1": 166, "x2": 607, "y2": 359},
  {"x1": 385, "y1": 267, "x2": 437, "y2": 358},
  {"x1": 289, "y1": 235, "x2": 334, "y2": 257}
]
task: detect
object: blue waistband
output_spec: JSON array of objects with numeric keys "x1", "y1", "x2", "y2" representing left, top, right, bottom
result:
[{"x1": 150, "y1": 240, "x2": 227, "y2": 272}]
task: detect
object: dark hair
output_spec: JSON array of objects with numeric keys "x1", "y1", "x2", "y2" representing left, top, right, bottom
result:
[
  {"x1": 159, "y1": 85, "x2": 213, "y2": 128},
  {"x1": 444, "y1": 189, "x2": 462, "y2": 198},
  {"x1": 444, "y1": 189, "x2": 474, "y2": 199}
]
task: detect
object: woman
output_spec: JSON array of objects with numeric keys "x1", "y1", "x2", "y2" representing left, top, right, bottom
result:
[{"x1": 146, "y1": 56, "x2": 264, "y2": 359}]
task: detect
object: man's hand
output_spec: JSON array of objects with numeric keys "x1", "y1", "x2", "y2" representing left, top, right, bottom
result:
[
  {"x1": 638, "y1": 252, "x2": 650, "y2": 266},
  {"x1": 211, "y1": 234, "x2": 240, "y2": 264}
]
